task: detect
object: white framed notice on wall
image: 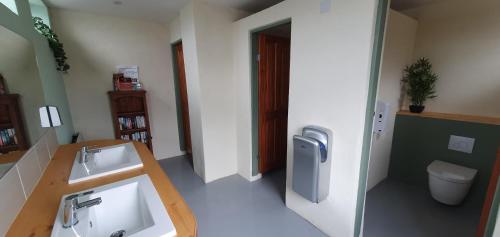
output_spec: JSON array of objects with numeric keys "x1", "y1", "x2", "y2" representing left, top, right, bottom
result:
[{"x1": 116, "y1": 65, "x2": 139, "y2": 84}]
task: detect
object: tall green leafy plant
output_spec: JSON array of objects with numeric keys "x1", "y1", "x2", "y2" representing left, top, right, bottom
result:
[
  {"x1": 33, "y1": 17, "x2": 70, "y2": 72},
  {"x1": 402, "y1": 57, "x2": 438, "y2": 106}
]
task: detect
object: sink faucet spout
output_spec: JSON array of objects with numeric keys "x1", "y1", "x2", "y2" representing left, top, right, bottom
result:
[
  {"x1": 62, "y1": 190, "x2": 102, "y2": 228},
  {"x1": 79, "y1": 146, "x2": 101, "y2": 164},
  {"x1": 77, "y1": 197, "x2": 102, "y2": 209}
]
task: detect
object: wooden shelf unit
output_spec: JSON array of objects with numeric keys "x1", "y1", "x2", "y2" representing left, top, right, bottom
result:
[
  {"x1": 397, "y1": 110, "x2": 500, "y2": 126},
  {"x1": 108, "y1": 91, "x2": 153, "y2": 152},
  {"x1": 0, "y1": 94, "x2": 28, "y2": 153}
]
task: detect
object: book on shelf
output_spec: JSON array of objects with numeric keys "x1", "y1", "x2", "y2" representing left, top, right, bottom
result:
[
  {"x1": 0, "y1": 128, "x2": 17, "y2": 147},
  {"x1": 120, "y1": 131, "x2": 148, "y2": 144},
  {"x1": 118, "y1": 115, "x2": 146, "y2": 130}
]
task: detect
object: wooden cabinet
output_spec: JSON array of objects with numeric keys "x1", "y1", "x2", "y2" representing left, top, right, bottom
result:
[
  {"x1": 0, "y1": 94, "x2": 28, "y2": 153},
  {"x1": 108, "y1": 91, "x2": 153, "y2": 153}
]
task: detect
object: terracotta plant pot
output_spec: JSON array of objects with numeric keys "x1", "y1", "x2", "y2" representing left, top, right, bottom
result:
[{"x1": 409, "y1": 105, "x2": 425, "y2": 113}]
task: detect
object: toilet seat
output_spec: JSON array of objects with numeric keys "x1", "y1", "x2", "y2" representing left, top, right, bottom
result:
[
  {"x1": 427, "y1": 160, "x2": 477, "y2": 184},
  {"x1": 427, "y1": 160, "x2": 477, "y2": 205}
]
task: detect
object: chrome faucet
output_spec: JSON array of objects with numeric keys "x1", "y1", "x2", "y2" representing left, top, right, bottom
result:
[
  {"x1": 63, "y1": 190, "x2": 102, "y2": 228},
  {"x1": 79, "y1": 146, "x2": 102, "y2": 164}
]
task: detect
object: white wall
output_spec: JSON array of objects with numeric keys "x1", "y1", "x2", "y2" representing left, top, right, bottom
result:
[
  {"x1": 0, "y1": 129, "x2": 58, "y2": 236},
  {"x1": 192, "y1": 2, "x2": 247, "y2": 182},
  {"x1": 367, "y1": 10, "x2": 418, "y2": 191},
  {"x1": 169, "y1": 16, "x2": 181, "y2": 43},
  {"x1": 233, "y1": 0, "x2": 378, "y2": 236},
  {"x1": 174, "y1": 1, "x2": 247, "y2": 182},
  {"x1": 178, "y1": 2, "x2": 207, "y2": 180},
  {"x1": 50, "y1": 9, "x2": 184, "y2": 159},
  {"x1": 404, "y1": 0, "x2": 500, "y2": 117}
]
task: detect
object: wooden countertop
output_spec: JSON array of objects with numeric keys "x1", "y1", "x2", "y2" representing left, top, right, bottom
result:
[
  {"x1": 397, "y1": 110, "x2": 500, "y2": 125},
  {"x1": 7, "y1": 140, "x2": 197, "y2": 237},
  {"x1": 0, "y1": 150, "x2": 26, "y2": 164}
]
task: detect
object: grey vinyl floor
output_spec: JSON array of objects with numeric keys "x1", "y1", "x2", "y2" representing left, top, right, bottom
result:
[
  {"x1": 158, "y1": 155, "x2": 327, "y2": 237},
  {"x1": 363, "y1": 179, "x2": 481, "y2": 237}
]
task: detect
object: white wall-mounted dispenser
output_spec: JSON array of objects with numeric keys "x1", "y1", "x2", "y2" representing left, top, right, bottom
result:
[
  {"x1": 373, "y1": 100, "x2": 390, "y2": 135},
  {"x1": 292, "y1": 126, "x2": 333, "y2": 203}
]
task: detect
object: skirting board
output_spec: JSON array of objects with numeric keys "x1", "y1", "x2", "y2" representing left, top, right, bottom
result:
[
  {"x1": 157, "y1": 150, "x2": 187, "y2": 160},
  {"x1": 249, "y1": 173, "x2": 262, "y2": 182}
]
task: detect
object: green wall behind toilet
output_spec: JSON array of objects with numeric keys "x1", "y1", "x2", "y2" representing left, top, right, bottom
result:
[{"x1": 388, "y1": 114, "x2": 500, "y2": 207}]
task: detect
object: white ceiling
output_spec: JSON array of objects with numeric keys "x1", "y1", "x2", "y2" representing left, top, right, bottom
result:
[
  {"x1": 44, "y1": 0, "x2": 284, "y2": 24},
  {"x1": 391, "y1": 0, "x2": 443, "y2": 11}
]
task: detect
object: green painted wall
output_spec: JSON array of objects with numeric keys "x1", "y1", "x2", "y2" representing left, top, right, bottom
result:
[
  {"x1": 0, "y1": 0, "x2": 17, "y2": 14},
  {"x1": 0, "y1": 0, "x2": 74, "y2": 143},
  {"x1": 389, "y1": 114, "x2": 500, "y2": 207},
  {"x1": 354, "y1": 0, "x2": 389, "y2": 236},
  {"x1": 29, "y1": 1, "x2": 50, "y2": 26},
  {"x1": 251, "y1": 32, "x2": 259, "y2": 176},
  {"x1": 485, "y1": 178, "x2": 500, "y2": 237}
]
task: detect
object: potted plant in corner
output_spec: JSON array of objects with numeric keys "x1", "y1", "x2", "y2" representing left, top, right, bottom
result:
[{"x1": 402, "y1": 57, "x2": 438, "y2": 113}]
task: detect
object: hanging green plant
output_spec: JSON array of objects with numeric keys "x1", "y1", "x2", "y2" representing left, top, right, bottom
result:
[{"x1": 32, "y1": 17, "x2": 70, "y2": 73}]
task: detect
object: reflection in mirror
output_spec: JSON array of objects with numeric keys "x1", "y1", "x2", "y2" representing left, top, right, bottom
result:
[
  {"x1": 29, "y1": 0, "x2": 51, "y2": 26},
  {"x1": 0, "y1": 0, "x2": 18, "y2": 15},
  {"x1": 0, "y1": 25, "x2": 46, "y2": 178}
]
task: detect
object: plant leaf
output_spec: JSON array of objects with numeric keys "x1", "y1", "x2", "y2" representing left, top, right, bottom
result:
[
  {"x1": 33, "y1": 17, "x2": 70, "y2": 73},
  {"x1": 401, "y1": 57, "x2": 439, "y2": 106}
]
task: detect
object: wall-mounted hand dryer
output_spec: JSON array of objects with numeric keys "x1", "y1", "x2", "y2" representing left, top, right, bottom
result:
[{"x1": 292, "y1": 126, "x2": 333, "y2": 203}]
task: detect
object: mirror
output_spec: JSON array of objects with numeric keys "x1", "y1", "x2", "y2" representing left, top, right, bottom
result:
[
  {"x1": 0, "y1": 0, "x2": 18, "y2": 15},
  {"x1": 0, "y1": 25, "x2": 46, "y2": 178},
  {"x1": 29, "y1": 0, "x2": 51, "y2": 26}
]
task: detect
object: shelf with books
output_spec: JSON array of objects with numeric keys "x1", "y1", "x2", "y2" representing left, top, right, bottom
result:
[
  {"x1": 120, "y1": 127, "x2": 147, "y2": 133},
  {"x1": 0, "y1": 122, "x2": 13, "y2": 129},
  {"x1": 116, "y1": 111, "x2": 145, "y2": 117},
  {"x1": 117, "y1": 115, "x2": 147, "y2": 131},
  {"x1": 108, "y1": 90, "x2": 153, "y2": 153},
  {"x1": 0, "y1": 144, "x2": 20, "y2": 153},
  {"x1": 0, "y1": 94, "x2": 27, "y2": 153},
  {"x1": 120, "y1": 131, "x2": 149, "y2": 145},
  {"x1": 0, "y1": 127, "x2": 20, "y2": 154}
]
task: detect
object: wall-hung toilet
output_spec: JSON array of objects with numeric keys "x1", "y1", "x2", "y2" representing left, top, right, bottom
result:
[{"x1": 427, "y1": 160, "x2": 477, "y2": 205}]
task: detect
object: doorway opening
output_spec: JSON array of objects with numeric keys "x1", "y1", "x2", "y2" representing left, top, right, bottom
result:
[
  {"x1": 172, "y1": 41, "x2": 192, "y2": 159},
  {"x1": 358, "y1": 1, "x2": 500, "y2": 236},
  {"x1": 251, "y1": 21, "x2": 291, "y2": 200}
]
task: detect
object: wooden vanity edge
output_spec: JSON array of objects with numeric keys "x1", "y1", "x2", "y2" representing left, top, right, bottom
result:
[{"x1": 6, "y1": 140, "x2": 197, "y2": 237}]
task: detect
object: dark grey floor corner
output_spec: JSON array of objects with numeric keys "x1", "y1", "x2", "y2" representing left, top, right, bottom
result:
[{"x1": 158, "y1": 156, "x2": 328, "y2": 237}]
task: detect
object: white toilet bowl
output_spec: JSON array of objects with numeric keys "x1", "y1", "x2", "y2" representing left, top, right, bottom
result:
[{"x1": 427, "y1": 160, "x2": 477, "y2": 205}]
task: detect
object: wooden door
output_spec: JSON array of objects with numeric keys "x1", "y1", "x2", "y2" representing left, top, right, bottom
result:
[
  {"x1": 258, "y1": 34, "x2": 291, "y2": 173},
  {"x1": 175, "y1": 42, "x2": 192, "y2": 155},
  {"x1": 476, "y1": 148, "x2": 500, "y2": 237}
]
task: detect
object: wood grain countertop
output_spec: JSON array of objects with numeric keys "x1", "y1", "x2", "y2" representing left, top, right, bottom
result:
[
  {"x1": 6, "y1": 140, "x2": 197, "y2": 237},
  {"x1": 0, "y1": 150, "x2": 27, "y2": 164},
  {"x1": 397, "y1": 110, "x2": 500, "y2": 125}
]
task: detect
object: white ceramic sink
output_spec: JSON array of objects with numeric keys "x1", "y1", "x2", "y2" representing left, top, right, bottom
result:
[
  {"x1": 68, "y1": 143, "x2": 143, "y2": 184},
  {"x1": 51, "y1": 174, "x2": 176, "y2": 237}
]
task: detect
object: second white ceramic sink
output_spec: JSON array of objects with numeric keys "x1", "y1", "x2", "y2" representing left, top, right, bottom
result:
[
  {"x1": 51, "y1": 174, "x2": 176, "y2": 237},
  {"x1": 68, "y1": 143, "x2": 143, "y2": 184}
]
